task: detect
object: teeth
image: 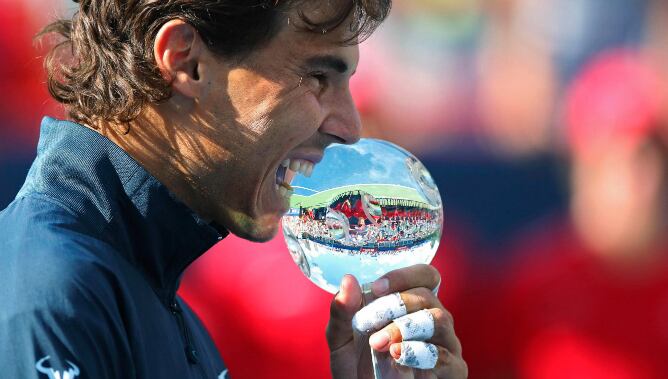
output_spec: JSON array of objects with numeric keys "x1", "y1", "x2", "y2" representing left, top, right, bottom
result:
[
  {"x1": 278, "y1": 184, "x2": 293, "y2": 198},
  {"x1": 277, "y1": 158, "x2": 316, "y2": 198},
  {"x1": 289, "y1": 159, "x2": 301, "y2": 172}
]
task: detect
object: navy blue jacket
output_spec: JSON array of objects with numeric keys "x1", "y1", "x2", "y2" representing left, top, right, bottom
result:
[{"x1": 0, "y1": 117, "x2": 229, "y2": 378}]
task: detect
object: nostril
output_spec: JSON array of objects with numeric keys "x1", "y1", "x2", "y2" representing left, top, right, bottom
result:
[
  {"x1": 322, "y1": 133, "x2": 346, "y2": 145},
  {"x1": 332, "y1": 135, "x2": 346, "y2": 144}
]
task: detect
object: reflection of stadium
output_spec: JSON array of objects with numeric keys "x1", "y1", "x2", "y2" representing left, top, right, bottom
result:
[{"x1": 284, "y1": 190, "x2": 441, "y2": 253}]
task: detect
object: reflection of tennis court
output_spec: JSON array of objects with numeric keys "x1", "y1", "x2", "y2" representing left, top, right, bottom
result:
[{"x1": 291, "y1": 183, "x2": 429, "y2": 209}]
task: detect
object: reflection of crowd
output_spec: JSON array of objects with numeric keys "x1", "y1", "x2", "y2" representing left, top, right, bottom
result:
[
  {"x1": 283, "y1": 211, "x2": 440, "y2": 252},
  {"x1": 284, "y1": 215, "x2": 328, "y2": 238}
]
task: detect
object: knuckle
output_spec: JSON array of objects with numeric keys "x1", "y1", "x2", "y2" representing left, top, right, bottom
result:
[
  {"x1": 427, "y1": 265, "x2": 441, "y2": 286},
  {"x1": 431, "y1": 307, "x2": 445, "y2": 321},
  {"x1": 444, "y1": 309, "x2": 455, "y2": 327},
  {"x1": 432, "y1": 307, "x2": 454, "y2": 328},
  {"x1": 437, "y1": 347, "x2": 453, "y2": 368},
  {"x1": 413, "y1": 287, "x2": 433, "y2": 308},
  {"x1": 414, "y1": 286, "x2": 432, "y2": 298}
]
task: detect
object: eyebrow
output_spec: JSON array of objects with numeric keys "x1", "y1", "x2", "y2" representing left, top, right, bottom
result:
[{"x1": 304, "y1": 55, "x2": 350, "y2": 74}]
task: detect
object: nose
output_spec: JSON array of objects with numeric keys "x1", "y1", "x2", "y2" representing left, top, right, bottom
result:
[{"x1": 319, "y1": 87, "x2": 362, "y2": 145}]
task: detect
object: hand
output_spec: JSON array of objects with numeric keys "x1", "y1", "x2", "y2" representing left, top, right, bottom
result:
[{"x1": 326, "y1": 264, "x2": 468, "y2": 379}]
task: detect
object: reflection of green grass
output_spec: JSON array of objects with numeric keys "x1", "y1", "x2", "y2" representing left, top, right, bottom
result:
[{"x1": 291, "y1": 184, "x2": 428, "y2": 209}]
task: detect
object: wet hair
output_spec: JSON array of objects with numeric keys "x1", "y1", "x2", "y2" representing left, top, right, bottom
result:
[{"x1": 38, "y1": 0, "x2": 391, "y2": 126}]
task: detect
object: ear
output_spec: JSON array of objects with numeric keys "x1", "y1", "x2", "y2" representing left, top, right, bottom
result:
[{"x1": 154, "y1": 19, "x2": 202, "y2": 99}]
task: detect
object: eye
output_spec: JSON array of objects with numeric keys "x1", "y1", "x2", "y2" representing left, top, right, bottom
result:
[{"x1": 309, "y1": 71, "x2": 329, "y2": 89}]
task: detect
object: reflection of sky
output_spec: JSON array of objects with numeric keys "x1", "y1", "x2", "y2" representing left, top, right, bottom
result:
[
  {"x1": 298, "y1": 238, "x2": 439, "y2": 294},
  {"x1": 293, "y1": 139, "x2": 418, "y2": 195},
  {"x1": 308, "y1": 265, "x2": 338, "y2": 293}
]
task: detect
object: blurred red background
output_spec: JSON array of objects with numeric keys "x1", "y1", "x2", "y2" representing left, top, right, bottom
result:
[{"x1": 3, "y1": 1, "x2": 668, "y2": 378}]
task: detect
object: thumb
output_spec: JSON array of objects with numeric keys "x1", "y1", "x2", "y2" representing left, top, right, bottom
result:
[{"x1": 326, "y1": 274, "x2": 363, "y2": 351}]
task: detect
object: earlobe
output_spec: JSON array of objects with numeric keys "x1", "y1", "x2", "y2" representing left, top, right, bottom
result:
[{"x1": 154, "y1": 19, "x2": 202, "y2": 99}]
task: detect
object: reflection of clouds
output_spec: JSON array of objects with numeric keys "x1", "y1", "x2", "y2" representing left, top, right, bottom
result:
[
  {"x1": 360, "y1": 256, "x2": 374, "y2": 266},
  {"x1": 376, "y1": 253, "x2": 413, "y2": 266},
  {"x1": 296, "y1": 236, "x2": 440, "y2": 293},
  {"x1": 292, "y1": 139, "x2": 420, "y2": 191},
  {"x1": 345, "y1": 141, "x2": 372, "y2": 155},
  {"x1": 368, "y1": 165, "x2": 389, "y2": 181},
  {"x1": 309, "y1": 265, "x2": 339, "y2": 293}
]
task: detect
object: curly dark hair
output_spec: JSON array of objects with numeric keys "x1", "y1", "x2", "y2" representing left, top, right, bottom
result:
[{"x1": 38, "y1": 0, "x2": 391, "y2": 126}]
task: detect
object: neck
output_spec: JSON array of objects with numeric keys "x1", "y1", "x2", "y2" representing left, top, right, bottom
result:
[{"x1": 91, "y1": 107, "x2": 213, "y2": 222}]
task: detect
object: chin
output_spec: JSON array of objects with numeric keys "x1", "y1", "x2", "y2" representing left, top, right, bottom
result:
[
  {"x1": 234, "y1": 226, "x2": 278, "y2": 243},
  {"x1": 220, "y1": 211, "x2": 281, "y2": 243}
]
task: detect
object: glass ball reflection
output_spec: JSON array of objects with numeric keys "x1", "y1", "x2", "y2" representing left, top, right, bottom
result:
[{"x1": 282, "y1": 139, "x2": 443, "y2": 294}]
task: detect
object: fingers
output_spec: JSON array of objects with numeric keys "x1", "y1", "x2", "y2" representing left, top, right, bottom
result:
[
  {"x1": 371, "y1": 264, "x2": 441, "y2": 298},
  {"x1": 390, "y1": 342, "x2": 468, "y2": 378},
  {"x1": 369, "y1": 307, "x2": 462, "y2": 356},
  {"x1": 392, "y1": 341, "x2": 439, "y2": 370},
  {"x1": 326, "y1": 274, "x2": 363, "y2": 352},
  {"x1": 352, "y1": 286, "x2": 441, "y2": 334},
  {"x1": 393, "y1": 309, "x2": 434, "y2": 342},
  {"x1": 352, "y1": 292, "x2": 407, "y2": 333}
]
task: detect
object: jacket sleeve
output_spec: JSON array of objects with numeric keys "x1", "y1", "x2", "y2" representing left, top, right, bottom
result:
[{"x1": 0, "y1": 246, "x2": 134, "y2": 379}]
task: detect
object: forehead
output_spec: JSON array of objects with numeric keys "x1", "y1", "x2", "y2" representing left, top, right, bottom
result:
[{"x1": 257, "y1": 1, "x2": 360, "y2": 64}]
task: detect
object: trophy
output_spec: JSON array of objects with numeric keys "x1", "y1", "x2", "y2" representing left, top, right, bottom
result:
[{"x1": 282, "y1": 138, "x2": 443, "y2": 378}]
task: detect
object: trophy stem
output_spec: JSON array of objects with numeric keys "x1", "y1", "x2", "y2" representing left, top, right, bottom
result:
[{"x1": 361, "y1": 283, "x2": 416, "y2": 379}]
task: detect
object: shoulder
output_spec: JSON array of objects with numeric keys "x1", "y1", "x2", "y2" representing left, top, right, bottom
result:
[
  {"x1": 0, "y1": 195, "x2": 136, "y2": 377},
  {"x1": 0, "y1": 194, "x2": 123, "y2": 320},
  {"x1": 0, "y1": 211, "x2": 130, "y2": 371},
  {"x1": 0, "y1": 193, "x2": 112, "y2": 253}
]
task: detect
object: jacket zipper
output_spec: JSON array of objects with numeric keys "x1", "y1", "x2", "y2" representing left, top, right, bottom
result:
[
  {"x1": 169, "y1": 300, "x2": 199, "y2": 364},
  {"x1": 166, "y1": 226, "x2": 225, "y2": 375}
]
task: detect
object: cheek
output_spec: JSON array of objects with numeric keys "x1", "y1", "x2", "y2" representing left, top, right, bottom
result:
[
  {"x1": 260, "y1": 92, "x2": 324, "y2": 145},
  {"x1": 227, "y1": 69, "x2": 285, "y2": 134},
  {"x1": 287, "y1": 92, "x2": 324, "y2": 133}
]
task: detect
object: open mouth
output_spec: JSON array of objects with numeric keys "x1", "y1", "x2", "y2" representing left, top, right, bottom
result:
[{"x1": 275, "y1": 158, "x2": 315, "y2": 200}]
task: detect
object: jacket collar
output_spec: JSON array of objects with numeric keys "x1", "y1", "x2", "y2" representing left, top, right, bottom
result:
[{"x1": 20, "y1": 117, "x2": 227, "y2": 303}]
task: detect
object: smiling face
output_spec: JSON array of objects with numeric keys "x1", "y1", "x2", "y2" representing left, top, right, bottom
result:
[{"x1": 169, "y1": 6, "x2": 362, "y2": 241}]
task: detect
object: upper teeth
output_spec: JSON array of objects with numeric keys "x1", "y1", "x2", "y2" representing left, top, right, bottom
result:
[{"x1": 282, "y1": 158, "x2": 314, "y2": 178}]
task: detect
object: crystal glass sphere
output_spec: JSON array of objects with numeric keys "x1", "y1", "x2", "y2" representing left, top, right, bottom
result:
[{"x1": 282, "y1": 139, "x2": 443, "y2": 294}]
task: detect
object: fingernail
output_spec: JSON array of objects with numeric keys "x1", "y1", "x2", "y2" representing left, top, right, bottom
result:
[
  {"x1": 372, "y1": 278, "x2": 389, "y2": 296},
  {"x1": 369, "y1": 331, "x2": 390, "y2": 350},
  {"x1": 390, "y1": 343, "x2": 402, "y2": 358},
  {"x1": 340, "y1": 274, "x2": 352, "y2": 293}
]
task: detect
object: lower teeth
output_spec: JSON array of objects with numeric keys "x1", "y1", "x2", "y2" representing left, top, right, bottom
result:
[{"x1": 278, "y1": 185, "x2": 293, "y2": 197}]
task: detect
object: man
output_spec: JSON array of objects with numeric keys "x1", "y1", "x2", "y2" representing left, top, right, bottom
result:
[
  {"x1": 0, "y1": 1, "x2": 467, "y2": 378},
  {"x1": 496, "y1": 50, "x2": 668, "y2": 379}
]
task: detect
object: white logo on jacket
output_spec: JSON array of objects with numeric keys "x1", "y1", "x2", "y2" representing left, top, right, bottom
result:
[{"x1": 35, "y1": 356, "x2": 80, "y2": 379}]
